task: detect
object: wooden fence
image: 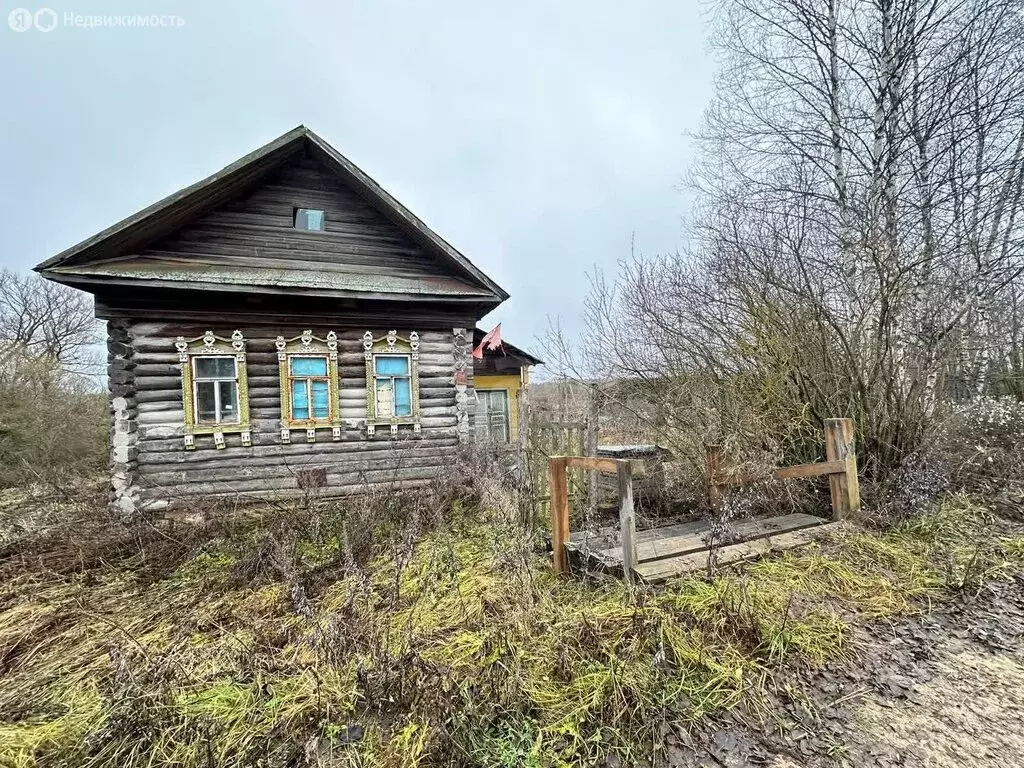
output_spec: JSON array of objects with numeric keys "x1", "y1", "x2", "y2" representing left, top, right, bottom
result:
[
  {"x1": 707, "y1": 417, "x2": 860, "y2": 520},
  {"x1": 527, "y1": 419, "x2": 595, "y2": 520}
]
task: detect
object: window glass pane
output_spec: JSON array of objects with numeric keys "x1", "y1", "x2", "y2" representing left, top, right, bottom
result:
[
  {"x1": 394, "y1": 377, "x2": 412, "y2": 417},
  {"x1": 374, "y1": 356, "x2": 409, "y2": 376},
  {"x1": 476, "y1": 391, "x2": 491, "y2": 438},
  {"x1": 475, "y1": 390, "x2": 509, "y2": 442},
  {"x1": 291, "y1": 380, "x2": 309, "y2": 420},
  {"x1": 311, "y1": 380, "x2": 330, "y2": 419},
  {"x1": 375, "y1": 378, "x2": 394, "y2": 418},
  {"x1": 488, "y1": 410, "x2": 509, "y2": 442},
  {"x1": 196, "y1": 381, "x2": 217, "y2": 422},
  {"x1": 219, "y1": 381, "x2": 239, "y2": 422},
  {"x1": 295, "y1": 208, "x2": 325, "y2": 231},
  {"x1": 488, "y1": 391, "x2": 508, "y2": 414},
  {"x1": 195, "y1": 356, "x2": 236, "y2": 379},
  {"x1": 290, "y1": 356, "x2": 328, "y2": 376}
]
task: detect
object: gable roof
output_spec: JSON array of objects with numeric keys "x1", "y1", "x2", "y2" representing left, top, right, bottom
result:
[{"x1": 35, "y1": 126, "x2": 508, "y2": 305}]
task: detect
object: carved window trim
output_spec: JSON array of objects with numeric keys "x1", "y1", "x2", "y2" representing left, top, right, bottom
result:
[
  {"x1": 363, "y1": 330, "x2": 421, "y2": 436},
  {"x1": 174, "y1": 330, "x2": 251, "y2": 450},
  {"x1": 276, "y1": 330, "x2": 342, "y2": 442}
]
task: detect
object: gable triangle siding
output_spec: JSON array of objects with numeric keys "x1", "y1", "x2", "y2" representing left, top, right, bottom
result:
[{"x1": 130, "y1": 156, "x2": 466, "y2": 283}]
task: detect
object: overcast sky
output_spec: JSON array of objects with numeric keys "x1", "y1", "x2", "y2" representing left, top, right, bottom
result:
[{"x1": 0, "y1": 0, "x2": 714, "y2": 359}]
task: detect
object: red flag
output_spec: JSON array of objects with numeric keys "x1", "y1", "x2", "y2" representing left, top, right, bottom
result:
[{"x1": 472, "y1": 323, "x2": 502, "y2": 359}]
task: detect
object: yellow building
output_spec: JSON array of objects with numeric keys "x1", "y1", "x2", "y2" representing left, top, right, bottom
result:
[{"x1": 472, "y1": 327, "x2": 542, "y2": 444}]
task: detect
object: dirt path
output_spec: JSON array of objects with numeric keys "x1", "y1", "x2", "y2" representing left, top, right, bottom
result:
[
  {"x1": 664, "y1": 574, "x2": 1024, "y2": 767},
  {"x1": 840, "y1": 574, "x2": 1024, "y2": 768},
  {"x1": 852, "y1": 641, "x2": 1024, "y2": 766},
  {"x1": 790, "y1": 574, "x2": 1024, "y2": 768}
]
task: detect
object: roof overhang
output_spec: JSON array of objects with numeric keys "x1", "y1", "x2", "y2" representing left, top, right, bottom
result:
[{"x1": 474, "y1": 326, "x2": 544, "y2": 366}]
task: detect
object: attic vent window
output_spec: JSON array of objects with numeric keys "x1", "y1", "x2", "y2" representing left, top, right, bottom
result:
[{"x1": 294, "y1": 208, "x2": 325, "y2": 231}]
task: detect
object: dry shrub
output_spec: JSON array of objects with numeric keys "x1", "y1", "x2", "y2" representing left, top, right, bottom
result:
[
  {"x1": 2, "y1": 460, "x2": 1023, "y2": 767},
  {"x1": 943, "y1": 397, "x2": 1024, "y2": 493},
  {"x1": 0, "y1": 347, "x2": 106, "y2": 488},
  {"x1": 872, "y1": 396, "x2": 1024, "y2": 524}
]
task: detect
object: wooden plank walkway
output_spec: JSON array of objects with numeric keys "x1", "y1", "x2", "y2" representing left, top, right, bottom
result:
[
  {"x1": 566, "y1": 513, "x2": 836, "y2": 583},
  {"x1": 634, "y1": 523, "x2": 839, "y2": 582}
]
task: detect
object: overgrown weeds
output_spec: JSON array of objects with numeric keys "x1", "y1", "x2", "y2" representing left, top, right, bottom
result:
[{"x1": 1, "y1": 480, "x2": 1022, "y2": 767}]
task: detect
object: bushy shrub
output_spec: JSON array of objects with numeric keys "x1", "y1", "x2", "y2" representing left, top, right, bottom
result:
[
  {"x1": 942, "y1": 397, "x2": 1024, "y2": 514},
  {"x1": 0, "y1": 346, "x2": 106, "y2": 488},
  {"x1": 872, "y1": 396, "x2": 1024, "y2": 523}
]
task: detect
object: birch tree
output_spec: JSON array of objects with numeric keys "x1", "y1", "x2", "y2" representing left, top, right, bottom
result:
[{"x1": 563, "y1": 0, "x2": 1024, "y2": 471}]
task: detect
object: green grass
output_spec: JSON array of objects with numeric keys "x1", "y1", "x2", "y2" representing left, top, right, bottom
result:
[{"x1": 0, "y1": 493, "x2": 1022, "y2": 767}]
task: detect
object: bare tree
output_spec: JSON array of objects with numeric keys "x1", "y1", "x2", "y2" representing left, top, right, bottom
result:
[
  {"x1": 548, "y1": 0, "x2": 1024, "y2": 475},
  {"x1": 0, "y1": 269, "x2": 99, "y2": 378}
]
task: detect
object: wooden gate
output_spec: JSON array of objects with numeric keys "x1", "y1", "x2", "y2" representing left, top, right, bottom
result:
[{"x1": 526, "y1": 420, "x2": 593, "y2": 524}]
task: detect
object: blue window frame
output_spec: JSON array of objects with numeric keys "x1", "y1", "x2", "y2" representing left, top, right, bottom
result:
[
  {"x1": 373, "y1": 354, "x2": 412, "y2": 418},
  {"x1": 288, "y1": 355, "x2": 330, "y2": 421}
]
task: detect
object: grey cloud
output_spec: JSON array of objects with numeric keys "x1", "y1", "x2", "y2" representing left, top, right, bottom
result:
[{"x1": 0, "y1": 0, "x2": 713, "y2": 362}]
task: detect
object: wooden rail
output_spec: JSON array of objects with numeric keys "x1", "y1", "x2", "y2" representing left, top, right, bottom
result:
[
  {"x1": 707, "y1": 418, "x2": 860, "y2": 521},
  {"x1": 548, "y1": 455, "x2": 636, "y2": 582}
]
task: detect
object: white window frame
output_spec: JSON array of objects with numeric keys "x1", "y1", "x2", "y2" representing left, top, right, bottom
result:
[{"x1": 191, "y1": 354, "x2": 240, "y2": 426}]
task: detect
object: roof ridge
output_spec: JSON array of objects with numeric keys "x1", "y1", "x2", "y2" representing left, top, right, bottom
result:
[{"x1": 34, "y1": 126, "x2": 508, "y2": 304}]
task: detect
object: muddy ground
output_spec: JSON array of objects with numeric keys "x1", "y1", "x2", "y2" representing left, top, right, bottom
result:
[{"x1": 665, "y1": 573, "x2": 1024, "y2": 767}]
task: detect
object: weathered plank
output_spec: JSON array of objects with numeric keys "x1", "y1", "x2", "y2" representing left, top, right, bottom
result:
[
  {"x1": 774, "y1": 460, "x2": 847, "y2": 480},
  {"x1": 137, "y1": 425, "x2": 459, "y2": 454},
  {"x1": 562, "y1": 456, "x2": 620, "y2": 474},
  {"x1": 597, "y1": 513, "x2": 826, "y2": 565},
  {"x1": 569, "y1": 519, "x2": 710, "y2": 548},
  {"x1": 138, "y1": 465, "x2": 442, "y2": 501},
  {"x1": 137, "y1": 438, "x2": 460, "y2": 466},
  {"x1": 824, "y1": 419, "x2": 860, "y2": 520},
  {"x1": 617, "y1": 462, "x2": 636, "y2": 585},
  {"x1": 711, "y1": 460, "x2": 847, "y2": 486},
  {"x1": 142, "y1": 454, "x2": 450, "y2": 485},
  {"x1": 634, "y1": 523, "x2": 840, "y2": 583},
  {"x1": 152, "y1": 477, "x2": 434, "y2": 512}
]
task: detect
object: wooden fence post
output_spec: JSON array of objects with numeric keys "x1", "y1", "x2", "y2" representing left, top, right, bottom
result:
[
  {"x1": 617, "y1": 460, "x2": 637, "y2": 585},
  {"x1": 517, "y1": 388, "x2": 533, "y2": 527},
  {"x1": 706, "y1": 444, "x2": 725, "y2": 511},
  {"x1": 824, "y1": 418, "x2": 860, "y2": 520},
  {"x1": 548, "y1": 457, "x2": 570, "y2": 574},
  {"x1": 586, "y1": 383, "x2": 600, "y2": 521}
]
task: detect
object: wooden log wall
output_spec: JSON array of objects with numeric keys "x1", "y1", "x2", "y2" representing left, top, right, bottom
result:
[
  {"x1": 116, "y1": 321, "x2": 474, "y2": 513},
  {"x1": 108, "y1": 319, "x2": 140, "y2": 517}
]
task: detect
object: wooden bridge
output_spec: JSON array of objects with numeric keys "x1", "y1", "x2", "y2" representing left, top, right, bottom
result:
[{"x1": 548, "y1": 418, "x2": 859, "y2": 584}]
